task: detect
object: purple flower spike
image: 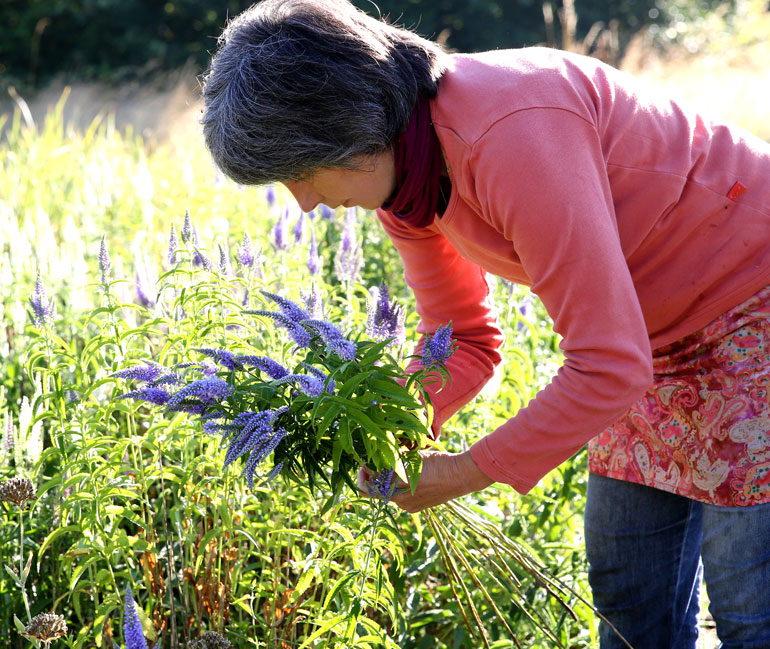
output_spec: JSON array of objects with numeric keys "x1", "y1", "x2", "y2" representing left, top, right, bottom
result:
[
  {"x1": 366, "y1": 283, "x2": 405, "y2": 345},
  {"x1": 301, "y1": 319, "x2": 357, "y2": 361},
  {"x1": 266, "y1": 462, "x2": 284, "y2": 482},
  {"x1": 192, "y1": 228, "x2": 211, "y2": 269},
  {"x1": 243, "y1": 428, "x2": 286, "y2": 489},
  {"x1": 319, "y1": 204, "x2": 334, "y2": 220},
  {"x1": 29, "y1": 272, "x2": 54, "y2": 326},
  {"x1": 266, "y1": 185, "x2": 276, "y2": 208},
  {"x1": 165, "y1": 377, "x2": 233, "y2": 411},
  {"x1": 247, "y1": 310, "x2": 312, "y2": 348},
  {"x1": 116, "y1": 387, "x2": 171, "y2": 406},
  {"x1": 98, "y1": 235, "x2": 111, "y2": 284},
  {"x1": 237, "y1": 232, "x2": 254, "y2": 268},
  {"x1": 274, "y1": 373, "x2": 324, "y2": 397},
  {"x1": 334, "y1": 211, "x2": 362, "y2": 285},
  {"x1": 195, "y1": 348, "x2": 244, "y2": 371},
  {"x1": 135, "y1": 271, "x2": 155, "y2": 308},
  {"x1": 301, "y1": 363, "x2": 335, "y2": 393},
  {"x1": 371, "y1": 469, "x2": 397, "y2": 501},
  {"x1": 235, "y1": 355, "x2": 289, "y2": 379},
  {"x1": 307, "y1": 229, "x2": 320, "y2": 275},
  {"x1": 124, "y1": 586, "x2": 150, "y2": 649},
  {"x1": 111, "y1": 364, "x2": 165, "y2": 383},
  {"x1": 422, "y1": 323, "x2": 456, "y2": 369},
  {"x1": 217, "y1": 242, "x2": 230, "y2": 275},
  {"x1": 293, "y1": 211, "x2": 304, "y2": 244},
  {"x1": 260, "y1": 291, "x2": 309, "y2": 323},
  {"x1": 168, "y1": 224, "x2": 179, "y2": 265},
  {"x1": 223, "y1": 407, "x2": 287, "y2": 469},
  {"x1": 273, "y1": 208, "x2": 289, "y2": 251},
  {"x1": 181, "y1": 210, "x2": 192, "y2": 244}
]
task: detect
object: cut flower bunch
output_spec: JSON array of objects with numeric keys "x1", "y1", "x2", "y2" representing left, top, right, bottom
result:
[{"x1": 114, "y1": 287, "x2": 449, "y2": 502}]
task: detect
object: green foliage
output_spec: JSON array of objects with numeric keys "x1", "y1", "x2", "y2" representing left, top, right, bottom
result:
[
  {"x1": 0, "y1": 103, "x2": 595, "y2": 648},
  {"x1": 1, "y1": 0, "x2": 724, "y2": 92}
]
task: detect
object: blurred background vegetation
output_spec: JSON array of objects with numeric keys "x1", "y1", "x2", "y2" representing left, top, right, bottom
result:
[{"x1": 1, "y1": 0, "x2": 768, "y2": 92}]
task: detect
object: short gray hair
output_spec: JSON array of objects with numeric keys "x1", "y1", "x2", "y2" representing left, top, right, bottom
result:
[{"x1": 200, "y1": 0, "x2": 448, "y2": 185}]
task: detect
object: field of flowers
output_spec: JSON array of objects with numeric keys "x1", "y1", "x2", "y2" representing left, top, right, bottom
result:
[{"x1": 0, "y1": 96, "x2": 593, "y2": 649}]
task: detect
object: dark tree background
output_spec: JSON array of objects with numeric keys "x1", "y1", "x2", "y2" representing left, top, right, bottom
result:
[{"x1": 0, "y1": 0, "x2": 738, "y2": 91}]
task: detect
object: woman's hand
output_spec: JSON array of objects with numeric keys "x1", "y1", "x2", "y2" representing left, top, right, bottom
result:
[{"x1": 359, "y1": 450, "x2": 495, "y2": 513}]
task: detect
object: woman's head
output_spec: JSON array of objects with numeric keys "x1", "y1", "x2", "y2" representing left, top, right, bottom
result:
[{"x1": 200, "y1": 0, "x2": 447, "y2": 187}]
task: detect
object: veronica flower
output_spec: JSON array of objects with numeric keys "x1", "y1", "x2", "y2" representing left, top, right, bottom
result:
[
  {"x1": 191, "y1": 228, "x2": 211, "y2": 269},
  {"x1": 168, "y1": 224, "x2": 179, "y2": 265},
  {"x1": 307, "y1": 209, "x2": 316, "y2": 220},
  {"x1": 29, "y1": 271, "x2": 54, "y2": 326},
  {"x1": 274, "y1": 373, "x2": 324, "y2": 397},
  {"x1": 319, "y1": 204, "x2": 334, "y2": 220},
  {"x1": 151, "y1": 373, "x2": 184, "y2": 387},
  {"x1": 247, "y1": 310, "x2": 312, "y2": 348},
  {"x1": 111, "y1": 364, "x2": 165, "y2": 383},
  {"x1": 366, "y1": 283, "x2": 405, "y2": 344},
  {"x1": 223, "y1": 408, "x2": 288, "y2": 484},
  {"x1": 195, "y1": 348, "x2": 243, "y2": 371},
  {"x1": 301, "y1": 362, "x2": 335, "y2": 393},
  {"x1": 273, "y1": 208, "x2": 290, "y2": 251},
  {"x1": 334, "y1": 210, "x2": 363, "y2": 285},
  {"x1": 293, "y1": 211, "x2": 305, "y2": 244},
  {"x1": 236, "y1": 232, "x2": 254, "y2": 268},
  {"x1": 116, "y1": 387, "x2": 172, "y2": 406},
  {"x1": 422, "y1": 323, "x2": 456, "y2": 369},
  {"x1": 217, "y1": 242, "x2": 230, "y2": 276},
  {"x1": 2, "y1": 418, "x2": 13, "y2": 455},
  {"x1": 165, "y1": 377, "x2": 233, "y2": 412},
  {"x1": 307, "y1": 229, "x2": 320, "y2": 275},
  {"x1": 98, "y1": 235, "x2": 111, "y2": 284},
  {"x1": 135, "y1": 270, "x2": 155, "y2": 308},
  {"x1": 124, "y1": 586, "x2": 156, "y2": 649},
  {"x1": 260, "y1": 290, "x2": 309, "y2": 323},
  {"x1": 301, "y1": 319, "x2": 357, "y2": 361},
  {"x1": 266, "y1": 462, "x2": 284, "y2": 482},
  {"x1": 181, "y1": 209, "x2": 192, "y2": 243},
  {"x1": 517, "y1": 295, "x2": 533, "y2": 332},
  {"x1": 235, "y1": 355, "x2": 289, "y2": 379},
  {"x1": 265, "y1": 184, "x2": 276, "y2": 208},
  {"x1": 370, "y1": 469, "x2": 397, "y2": 501},
  {"x1": 302, "y1": 284, "x2": 323, "y2": 319},
  {"x1": 242, "y1": 428, "x2": 286, "y2": 489}
]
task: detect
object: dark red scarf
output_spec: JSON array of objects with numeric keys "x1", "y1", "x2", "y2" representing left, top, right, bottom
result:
[{"x1": 380, "y1": 97, "x2": 443, "y2": 228}]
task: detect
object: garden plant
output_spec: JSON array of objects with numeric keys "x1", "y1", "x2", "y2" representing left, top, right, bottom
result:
[{"x1": 0, "y1": 98, "x2": 594, "y2": 649}]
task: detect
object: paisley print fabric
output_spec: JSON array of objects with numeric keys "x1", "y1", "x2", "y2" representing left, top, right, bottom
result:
[{"x1": 589, "y1": 285, "x2": 770, "y2": 506}]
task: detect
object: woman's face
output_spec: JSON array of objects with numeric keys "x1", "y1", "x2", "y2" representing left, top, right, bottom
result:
[{"x1": 282, "y1": 150, "x2": 396, "y2": 212}]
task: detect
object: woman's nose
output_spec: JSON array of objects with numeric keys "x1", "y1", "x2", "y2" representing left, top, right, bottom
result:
[{"x1": 283, "y1": 181, "x2": 320, "y2": 212}]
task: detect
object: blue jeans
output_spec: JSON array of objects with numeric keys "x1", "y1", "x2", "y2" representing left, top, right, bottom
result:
[{"x1": 584, "y1": 474, "x2": 770, "y2": 649}]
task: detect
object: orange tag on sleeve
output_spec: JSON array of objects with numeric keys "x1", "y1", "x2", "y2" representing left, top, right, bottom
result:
[{"x1": 727, "y1": 181, "x2": 746, "y2": 200}]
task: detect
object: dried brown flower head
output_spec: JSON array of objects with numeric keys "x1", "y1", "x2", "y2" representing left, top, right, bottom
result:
[
  {"x1": 0, "y1": 477, "x2": 36, "y2": 507},
  {"x1": 22, "y1": 612, "x2": 68, "y2": 644},
  {"x1": 188, "y1": 631, "x2": 232, "y2": 649}
]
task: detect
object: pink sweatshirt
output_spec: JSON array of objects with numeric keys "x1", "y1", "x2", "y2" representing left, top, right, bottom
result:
[{"x1": 375, "y1": 48, "x2": 770, "y2": 493}]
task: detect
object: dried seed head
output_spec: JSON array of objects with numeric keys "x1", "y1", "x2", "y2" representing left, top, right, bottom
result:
[
  {"x1": 0, "y1": 478, "x2": 36, "y2": 507},
  {"x1": 188, "y1": 631, "x2": 232, "y2": 649},
  {"x1": 22, "y1": 612, "x2": 68, "y2": 644}
]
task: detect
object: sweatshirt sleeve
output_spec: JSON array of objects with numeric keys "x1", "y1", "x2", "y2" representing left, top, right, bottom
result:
[
  {"x1": 375, "y1": 208, "x2": 505, "y2": 435},
  {"x1": 467, "y1": 108, "x2": 654, "y2": 493}
]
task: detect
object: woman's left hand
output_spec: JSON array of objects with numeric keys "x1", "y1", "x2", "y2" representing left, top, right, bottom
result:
[{"x1": 360, "y1": 450, "x2": 495, "y2": 513}]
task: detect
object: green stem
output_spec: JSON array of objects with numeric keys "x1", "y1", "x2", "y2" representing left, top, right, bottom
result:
[{"x1": 19, "y1": 507, "x2": 32, "y2": 622}]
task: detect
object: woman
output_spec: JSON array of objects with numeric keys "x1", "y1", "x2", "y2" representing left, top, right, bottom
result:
[{"x1": 200, "y1": 1, "x2": 770, "y2": 647}]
